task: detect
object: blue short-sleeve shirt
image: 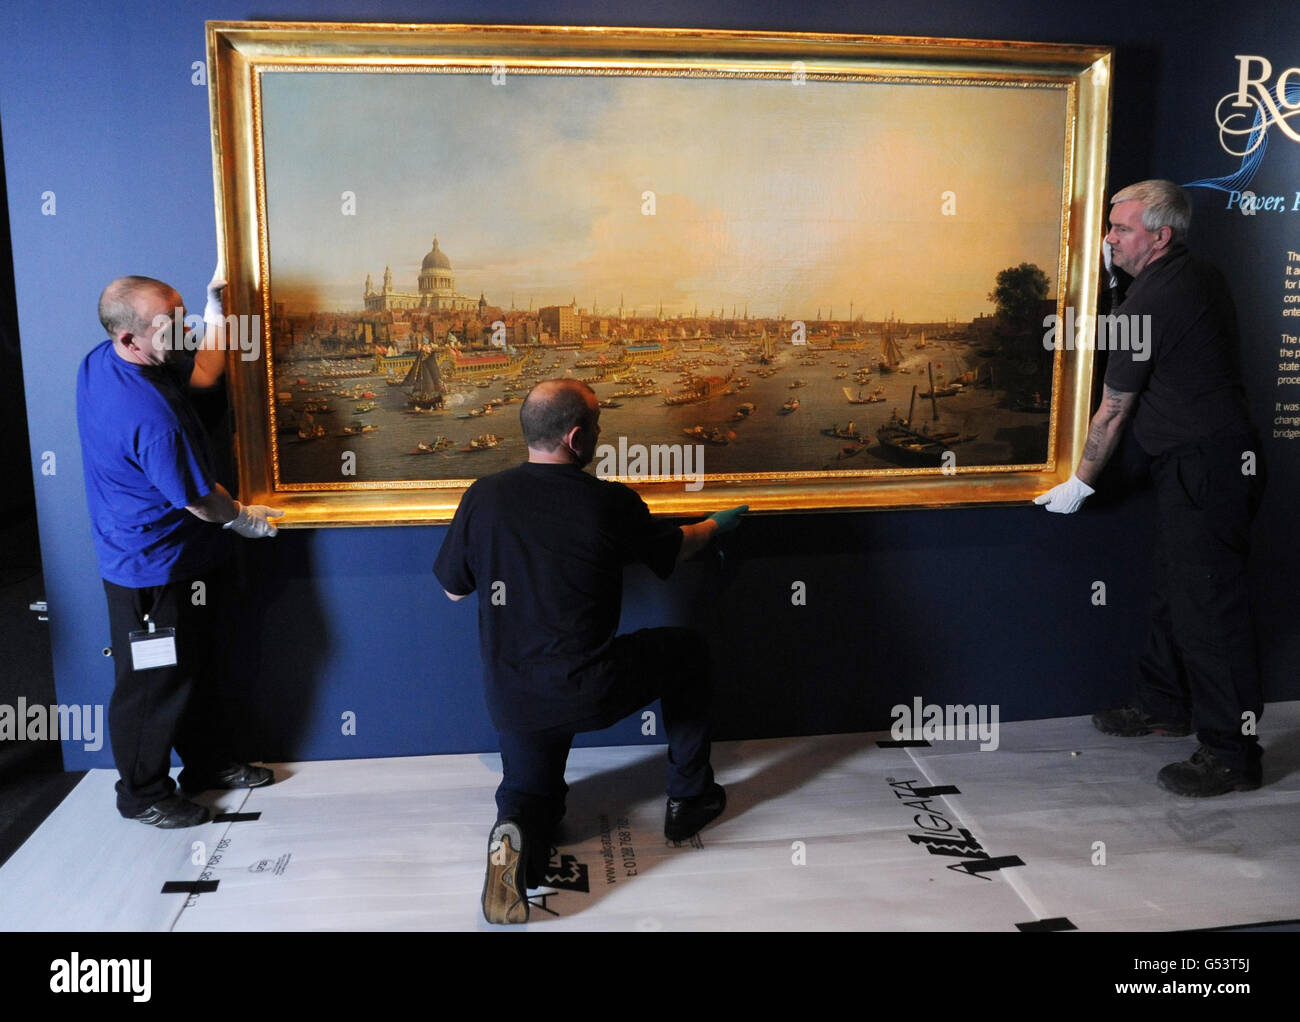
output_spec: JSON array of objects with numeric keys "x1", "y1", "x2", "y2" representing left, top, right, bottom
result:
[{"x1": 76, "y1": 340, "x2": 231, "y2": 586}]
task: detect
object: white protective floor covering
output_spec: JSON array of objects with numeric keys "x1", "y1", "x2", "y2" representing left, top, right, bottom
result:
[{"x1": 1, "y1": 705, "x2": 1297, "y2": 931}]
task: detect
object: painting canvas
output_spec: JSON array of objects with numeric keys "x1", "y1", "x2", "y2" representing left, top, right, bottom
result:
[{"x1": 207, "y1": 24, "x2": 1113, "y2": 524}]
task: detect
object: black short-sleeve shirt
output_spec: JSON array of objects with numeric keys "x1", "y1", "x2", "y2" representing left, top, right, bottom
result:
[
  {"x1": 1103, "y1": 243, "x2": 1252, "y2": 455},
  {"x1": 433, "y1": 461, "x2": 683, "y2": 732}
]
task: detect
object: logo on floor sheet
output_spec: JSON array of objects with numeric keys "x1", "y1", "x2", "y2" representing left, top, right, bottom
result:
[
  {"x1": 887, "y1": 778, "x2": 1024, "y2": 881},
  {"x1": 541, "y1": 852, "x2": 590, "y2": 892},
  {"x1": 248, "y1": 852, "x2": 293, "y2": 876}
]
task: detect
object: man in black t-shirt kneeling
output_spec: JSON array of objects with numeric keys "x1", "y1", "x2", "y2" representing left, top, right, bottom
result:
[
  {"x1": 1037, "y1": 179, "x2": 1263, "y2": 798},
  {"x1": 434, "y1": 378, "x2": 746, "y2": 924}
]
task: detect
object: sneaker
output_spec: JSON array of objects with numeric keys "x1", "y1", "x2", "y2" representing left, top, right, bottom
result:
[
  {"x1": 482, "y1": 819, "x2": 529, "y2": 924},
  {"x1": 665, "y1": 782, "x2": 726, "y2": 842},
  {"x1": 131, "y1": 794, "x2": 212, "y2": 829},
  {"x1": 1157, "y1": 745, "x2": 1262, "y2": 797},
  {"x1": 180, "y1": 763, "x2": 274, "y2": 795},
  {"x1": 1092, "y1": 705, "x2": 1192, "y2": 737}
]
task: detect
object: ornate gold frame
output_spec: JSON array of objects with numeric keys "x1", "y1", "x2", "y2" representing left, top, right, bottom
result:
[{"x1": 207, "y1": 21, "x2": 1112, "y2": 526}]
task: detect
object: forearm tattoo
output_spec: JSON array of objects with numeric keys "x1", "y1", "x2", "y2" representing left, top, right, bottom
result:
[{"x1": 1082, "y1": 386, "x2": 1134, "y2": 465}]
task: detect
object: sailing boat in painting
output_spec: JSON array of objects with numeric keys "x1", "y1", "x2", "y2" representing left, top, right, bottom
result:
[
  {"x1": 878, "y1": 320, "x2": 904, "y2": 374},
  {"x1": 404, "y1": 348, "x2": 445, "y2": 410}
]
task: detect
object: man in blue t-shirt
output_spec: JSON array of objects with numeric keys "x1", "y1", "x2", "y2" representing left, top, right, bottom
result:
[
  {"x1": 78, "y1": 274, "x2": 284, "y2": 828},
  {"x1": 435, "y1": 379, "x2": 745, "y2": 923},
  {"x1": 1036, "y1": 180, "x2": 1263, "y2": 797}
]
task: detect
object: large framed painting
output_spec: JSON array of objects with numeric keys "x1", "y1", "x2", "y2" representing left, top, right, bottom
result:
[{"x1": 206, "y1": 22, "x2": 1113, "y2": 525}]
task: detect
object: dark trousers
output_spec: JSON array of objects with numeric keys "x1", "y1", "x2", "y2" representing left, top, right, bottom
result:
[
  {"x1": 103, "y1": 562, "x2": 234, "y2": 815},
  {"x1": 495, "y1": 626, "x2": 714, "y2": 848},
  {"x1": 1136, "y1": 434, "x2": 1264, "y2": 772}
]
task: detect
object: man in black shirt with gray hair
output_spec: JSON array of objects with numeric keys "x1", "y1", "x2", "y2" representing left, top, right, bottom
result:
[
  {"x1": 435, "y1": 378, "x2": 745, "y2": 923},
  {"x1": 1036, "y1": 179, "x2": 1263, "y2": 797}
]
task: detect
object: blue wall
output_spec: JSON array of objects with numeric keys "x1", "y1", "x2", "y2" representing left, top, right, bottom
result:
[{"x1": 3, "y1": 0, "x2": 1296, "y2": 770}]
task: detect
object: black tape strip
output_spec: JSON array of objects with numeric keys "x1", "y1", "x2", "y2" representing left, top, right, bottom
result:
[
  {"x1": 963, "y1": 855, "x2": 1025, "y2": 874},
  {"x1": 910, "y1": 785, "x2": 960, "y2": 796},
  {"x1": 1017, "y1": 917, "x2": 1077, "y2": 932},
  {"x1": 161, "y1": 880, "x2": 219, "y2": 894},
  {"x1": 212, "y1": 812, "x2": 261, "y2": 822},
  {"x1": 875, "y1": 739, "x2": 932, "y2": 748}
]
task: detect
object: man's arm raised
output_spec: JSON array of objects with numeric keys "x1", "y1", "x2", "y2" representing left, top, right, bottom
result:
[{"x1": 190, "y1": 270, "x2": 228, "y2": 390}]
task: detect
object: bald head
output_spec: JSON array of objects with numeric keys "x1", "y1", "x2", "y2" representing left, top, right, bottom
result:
[
  {"x1": 98, "y1": 276, "x2": 178, "y2": 337},
  {"x1": 520, "y1": 378, "x2": 598, "y2": 453}
]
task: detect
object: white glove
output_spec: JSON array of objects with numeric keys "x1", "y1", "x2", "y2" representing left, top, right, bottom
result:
[
  {"x1": 204, "y1": 267, "x2": 227, "y2": 326},
  {"x1": 223, "y1": 501, "x2": 285, "y2": 537},
  {"x1": 1033, "y1": 474, "x2": 1095, "y2": 514}
]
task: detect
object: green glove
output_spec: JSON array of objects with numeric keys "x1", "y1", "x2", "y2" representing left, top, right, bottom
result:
[{"x1": 708, "y1": 505, "x2": 748, "y2": 534}]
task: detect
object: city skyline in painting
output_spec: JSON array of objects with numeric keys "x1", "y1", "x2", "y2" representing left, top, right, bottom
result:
[{"x1": 262, "y1": 71, "x2": 1068, "y2": 322}]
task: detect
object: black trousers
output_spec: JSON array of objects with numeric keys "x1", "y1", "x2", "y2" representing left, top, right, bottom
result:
[
  {"x1": 1136, "y1": 433, "x2": 1264, "y2": 772},
  {"x1": 102, "y1": 561, "x2": 235, "y2": 815},
  {"x1": 494, "y1": 626, "x2": 714, "y2": 847}
]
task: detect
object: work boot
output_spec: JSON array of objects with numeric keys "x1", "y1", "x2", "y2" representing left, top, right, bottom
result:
[
  {"x1": 1092, "y1": 705, "x2": 1192, "y2": 738},
  {"x1": 665, "y1": 782, "x2": 726, "y2": 842},
  {"x1": 1157, "y1": 745, "x2": 1262, "y2": 797}
]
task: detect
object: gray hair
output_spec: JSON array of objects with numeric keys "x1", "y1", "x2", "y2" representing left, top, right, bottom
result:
[
  {"x1": 98, "y1": 275, "x2": 171, "y2": 336},
  {"x1": 1111, "y1": 180, "x2": 1191, "y2": 243}
]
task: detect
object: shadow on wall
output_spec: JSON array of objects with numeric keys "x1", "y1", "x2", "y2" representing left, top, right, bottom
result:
[{"x1": 228, "y1": 532, "x2": 332, "y2": 762}]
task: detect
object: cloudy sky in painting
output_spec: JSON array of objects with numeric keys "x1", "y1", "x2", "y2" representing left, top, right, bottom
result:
[{"x1": 262, "y1": 70, "x2": 1067, "y2": 320}]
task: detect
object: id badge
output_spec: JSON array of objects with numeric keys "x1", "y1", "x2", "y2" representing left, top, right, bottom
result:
[{"x1": 128, "y1": 617, "x2": 177, "y2": 671}]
